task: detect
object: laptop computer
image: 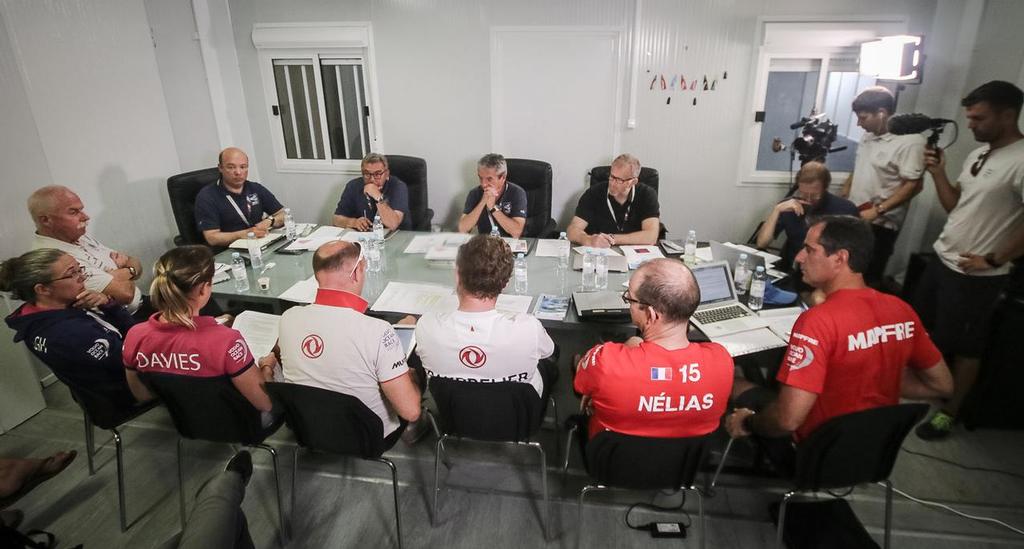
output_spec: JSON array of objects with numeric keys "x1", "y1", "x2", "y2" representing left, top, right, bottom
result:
[
  {"x1": 391, "y1": 324, "x2": 417, "y2": 360},
  {"x1": 572, "y1": 290, "x2": 630, "y2": 319},
  {"x1": 710, "y1": 241, "x2": 767, "y2": 272},
  {"x1": 689, "y1": 260, "x2": 768, "y2": 337}
]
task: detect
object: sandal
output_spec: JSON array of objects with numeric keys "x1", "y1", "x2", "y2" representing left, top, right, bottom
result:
[{"x1": 0, "y1": 451, "x2": 77, "y2": 508}]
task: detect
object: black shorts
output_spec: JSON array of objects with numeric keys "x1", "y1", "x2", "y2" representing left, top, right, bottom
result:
[
  {"x1": 912, "y1": 257, "x2": 1009, "y2": 358},
  {"x1": 731, "y1": 386, "x2": 796, "y2": 476}
]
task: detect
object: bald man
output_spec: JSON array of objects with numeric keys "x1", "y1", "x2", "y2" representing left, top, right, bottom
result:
[
  {"x1": 29, "y1": 186, "x2": 144, "y2": 312},
  {"x1": 193, "y1": 147, "x2": 287, "y2": 247},
  {"x1": 574, "y1": 259, "x2": 734, "y2": 440}
]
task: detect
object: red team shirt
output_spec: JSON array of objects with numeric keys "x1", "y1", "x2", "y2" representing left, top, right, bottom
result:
[
  {"x1": 123, "y1": 314, "x2": 254, "y2": 378},
  {"x1": 777, "y1": 288, "x2": 943, "y2": 441},
  {"x1": 574, "y1": 341, "x2": 734, "y2": 439}
]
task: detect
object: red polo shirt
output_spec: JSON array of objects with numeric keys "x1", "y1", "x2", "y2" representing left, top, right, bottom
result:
[{"x1": 123, "y1": 314, "x2": 253, "y2": 378}]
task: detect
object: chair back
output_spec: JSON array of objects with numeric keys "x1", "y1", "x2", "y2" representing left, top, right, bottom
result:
[
  {"x1": 166, "y1": 167, "x2": 220, "y2": 245},
  {"x1": 793, "y1": 403, "x2": 928, "y2": 491},
  {"x1": 428, "y1": 377, "x2": 544, "y2": 442},
  {"x1": 67, "y1": 383, "x2": 157, "y2": 431},
  {"x1": 141, "y1": 372, "x2": 272, "y2": 445},
  {"x1": 588, "y1": 165, "x2": 660, "y2": 194},
  {"x1": 584, "y1": 430, "x2": 711, "y2": 490},
  {"x1": 265, "y1": 382, "x2": 386, "y2": 459},
  {"x1": 505, "y1": 158, "x2": 555, "y2": 238},
  {"x1": 386, "y1": 154, "x2": 433, "y2": 231}
]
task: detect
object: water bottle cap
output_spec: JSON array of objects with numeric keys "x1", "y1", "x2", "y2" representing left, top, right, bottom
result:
[
  {"x1": 559, "y1": 232, "x2": 567, "y2": 238},
  {"x1": 232, "y1": 252, "x2": 240, "y2": 258},
  {"x1": 755, "y1": 265, "x2": 765, "y2": 272},
  {"x1": 739, "y1": 253, "x2": 748, "y2": 259},
  {"x1": 517, "y1": 253, "x2": 525, "y2": 258},
  {"x1": 285, "y1": 208, "x2": 291, "y2": 213},
  {"x1": 688, "y1": 229, "x2": 696, "y2": 236}
]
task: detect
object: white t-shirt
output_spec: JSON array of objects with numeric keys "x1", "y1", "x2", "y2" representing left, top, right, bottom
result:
[
  {"x1": 415, "y1": 308, "x2": 555, "y2": 396},
  {"x1": 848, "y1": 132, "x2": 926, "y2": 230},
  {"x1": 279, "y1": 289, "x2": 410, "y2": 435},
  {"x1": 933, "y1": 139, "x2": 1024, "y2": 276},
  {"x1": 32, "y1": 233, "x2": 142, "y2": 312}
]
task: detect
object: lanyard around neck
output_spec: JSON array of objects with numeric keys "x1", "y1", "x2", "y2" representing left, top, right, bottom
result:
[
  {"x1": 221, "y1": 180, "x2": 252, "y2": 226},
  {"x1": 606, "y1": 186, "x2": 635, "y2": 232}
]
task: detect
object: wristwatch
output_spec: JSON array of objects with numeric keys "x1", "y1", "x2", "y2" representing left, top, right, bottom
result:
[
  {"x1": 127, "y1": 266, "x2": 138, "y2": 279},
  {"x1": 489, "y1": 205, "x2": 499, "y2": 214},
  {"x1": 375, "y1": 195, "x2": 387, "y2": 204},
  {"x1": 875, "y1": 203, "x2": 888, "y2": 214},
  {"x1": 742, "y1": 411, "x2": 757, "y2": 434}
]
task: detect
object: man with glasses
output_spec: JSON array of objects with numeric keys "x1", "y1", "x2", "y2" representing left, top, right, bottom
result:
[
  {"x1": 28, "y1": 185, "x2": 144, "y2": 313},
  {"x1": 195, "y1": 147, "x2": 288, "y2": 246},
  {"x1": 333, "y1": 152, "x2": 411, "y2": 231},
  {"x1": 913, "y1": 80, "x2": 1024, "y2": 440},
  {"x1": 266, "y1": 240, "x2": 421, "y2": 449},
  {"x1": 573, "y1": 259, "x2": 733, "y2": 441},
  {"x1": 567, "y1": 153, "x2": 660, "y2": 248}
]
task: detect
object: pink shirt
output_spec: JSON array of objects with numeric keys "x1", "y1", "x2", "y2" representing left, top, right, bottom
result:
[{"x1": 123, "y1": 314, "x2": 253, "y2": 378}]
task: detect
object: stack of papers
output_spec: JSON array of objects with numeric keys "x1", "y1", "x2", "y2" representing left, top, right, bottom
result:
[
  {"x1": 212, "y1": 262, "x2": 232, "y2": 285},
  {"x1": 422, "y1": 233, "x2": 472, "y2": 266},
  {"x1": 533, "y1": 294, "x2": 570, "y2": 320},
  {"x1": 231, "y1": 310, "x2": 281, "y2": 359},
  {"x1": 404, "y1": 233, "x2": 471, "y2": 254},
  {"x1": 228, "y1": 232, "x2": 284, "y2": 250},
  {"x1": 278, "y1": 275, "x2": 318, "y2": 303},
  {"x1": 573, "y1": 246, "x2": 621, "y2": 256},
  {"x1": 757, "y1": 306, "x2": 805, "y2": 341},
  {"x1": 534, "y1": 239, "x2": 568, "y2": 257},
  {"x1": 281, "y1": 226, "x2": 343, "y2": 252},
  {"x1": 620, "y1": 245, "x2": 665, "y2": 269},
  {"x1": 713, "y1": 328, "x2": 787, "y2": 357},
  {"x1": 370, "y1": 281, "x2": 536, "y2": 316},
  {"x1": 503, "y1": 238, "x2": 529, "y2": 254}
]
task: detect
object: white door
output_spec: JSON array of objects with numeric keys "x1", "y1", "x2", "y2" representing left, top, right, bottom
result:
[{"x1": 491, "y1": 27, "x2": 623, "y2": 227}]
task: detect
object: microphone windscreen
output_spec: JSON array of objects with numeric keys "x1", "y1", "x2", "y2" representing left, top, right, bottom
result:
[{"x1": 888, "y1": 113, "x2": 935, "y2": 135}]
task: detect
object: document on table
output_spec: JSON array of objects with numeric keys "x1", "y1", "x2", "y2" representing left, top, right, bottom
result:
[
  {"x1": 620, "y1": 245, "x2": 665, "y2": 269},
  {"x1": 281, "y1": 226, "x2": 343, "y2": 252},
  {"x1": 724, "y1": 242, "x2": 782, "y2": 266},
  {"x1": 405, "y1": 233, "x2": 471, "y2": 254},
  {"x1": 340, "y1": 230, "x2": 378, "y2": 243},
  {"x1": 757, "y1": 306, "x2": 805, "y2": 341},
  {"x1": 212, "y1": 262, "x2": 232, "y2": 285},
  {"x1": 573, "y1": 246, "x2": 621, "y2": 256},
  {"x1": 279, "y1": 275, "x2": 318, "y2": 304},
  {"x1": 428, "y1": 293, "x2": 534, "y2": 315},
  {"x1": 712, "y1": 328, "x2": 787, "y2": 357},
  {"x1": 533, "y1": 294, "x2": 570, "y2": 320},
  {"x1": 228, "y1": 232, "x2": 284, "y2": 250},
  {"x1": 503, "y1": 238, "x2": 529, "y2": 254},
  {"x1": 231, "y1": 310, "x2": 281, "y2": 359},
  {"x1": 534, "y1": 239, "x2": 566, "y2": 257},
  {"x1": 370, "y1": 282, "x2": 454, "y2": 315}
]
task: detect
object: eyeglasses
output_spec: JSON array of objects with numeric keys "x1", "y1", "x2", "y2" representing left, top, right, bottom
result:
[
  {"x1": 970, "y1": 149, "x2": 991, "y2": 177},
  {"x1": 362, "y1": 169, "x2": 387, "y2": 180},
  {"x1": 48, "y1": 265, "x2": 88, "y2": 283},
  {"x1": 621, "y1": 289, "x2": 649, "y2": 307},
  {"x1": 609, "y1": 174, "x2": 637, "y2": 184}
]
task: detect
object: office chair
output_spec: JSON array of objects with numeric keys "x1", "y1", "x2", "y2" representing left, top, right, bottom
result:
[
  {"x1": 563, "y1": 417, "x2": 718, "y2": 549},
  {"x1": 385, "y1": 154, "x2": 433, "y2": 231},
  {"x1": 506, "y1": 158, "x2": 557, "y2": 238},
  {"x1": 265, "y1": 383, "x2": 405, "y2": 549},
  {"x1": 588, "y1": 165, "x2": 666, "y2": 240},
  {"x1": 139, "y1": 372, "x2": 288, "y2": 542},
  {"x1": 426, "y1": 377, "x2": 556, "y2": 540},
  {"x1": 166, "y1": 167, "x2": 220, "y2": 246}
]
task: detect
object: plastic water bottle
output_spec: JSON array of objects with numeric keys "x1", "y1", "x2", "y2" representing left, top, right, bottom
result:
[
  {"x1": 594, "y1": 254, "x2": 608, "y2": 290},
  {"x1": 366, "y1": 239, "x2": 382, "y2": 273},
  {"x1": 490, "y1": 222, "x2": 500, "y2": 238},
  {"x1": 514, "y1": 253, "x2": 528, "y2": 294},
  {"x1": 283, "y1": 208, "x2": 297, "y2": 241},
  {"x1": 373, "y1": 214, "x2": 385, "y2": 241},
  {"x1": 231, "y1": 253, "x2": 249, "y2": 293},
  {"x1": 733, "y1": 253, "x2": 752, "y2": 296},
  {"x1": 246, "y1": 231, "x2": 263, "y2": 270},
  {"x1": 684, "y1": 229, "x2": 698, "y2": 264},
  {"x1": 557, "y1": 231, "x2": 570, "y2": 271},
  {"x1": 581, "y1": 251, "x2": 596, "y2": 290},
  {"x1": 748, "y1": 266, "x2": 766, "y2": 311}
]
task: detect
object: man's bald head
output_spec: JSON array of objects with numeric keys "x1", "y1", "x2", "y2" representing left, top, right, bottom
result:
[
  {"x1": 28, "y1": 186, "x2": 75, "y2": 221},
  {"x1": 27, "y1": 186, "x2": 89, "y2": 242},
  {"x1": 218, "y1": 147, "x2": 248, "y2": 165},
  {"x1": 312, "y1": 240, "x2": 362, "y2": 276},
  {"x1": 218, "y1": 147, "x2": 250, "y2": 189},
  {"x1": 632, "y1": 259, "x2": 701, "y2": 323}
]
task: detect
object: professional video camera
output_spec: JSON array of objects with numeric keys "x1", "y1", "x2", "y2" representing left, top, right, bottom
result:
[
  {"x1": 887, "y1": 113, "x2": 958, "y2": 149},
  {"x1": 772, "y1": 112, "x2": 848, "y2": 165}
]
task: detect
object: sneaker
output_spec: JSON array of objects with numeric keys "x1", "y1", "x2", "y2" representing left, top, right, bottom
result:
[
  {"x1": 915, "y1": 411, "x2": 954, "y2": 440},
  {"x1": 225, "y1": 450, "x2": 253, "y2": 485}
]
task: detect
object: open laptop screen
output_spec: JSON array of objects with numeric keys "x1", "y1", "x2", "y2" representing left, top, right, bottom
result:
[{"x1": 692, "y1": 262, "x2": 736, "y2": 307}]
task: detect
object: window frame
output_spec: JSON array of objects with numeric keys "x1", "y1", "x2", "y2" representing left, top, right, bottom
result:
[{"x1": 253, "y1": 22, "x2": 384, "y2": 174}]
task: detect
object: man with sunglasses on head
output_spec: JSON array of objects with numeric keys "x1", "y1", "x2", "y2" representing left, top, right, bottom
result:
[
  {"x1": 266, "y1": 240, "x2": 421, "y2": 449},
  {"x1": 573, "y1": 259, "x2": 733, "y2": 442},
  {"x1": 913, "y1": 80, "x2": 1024, "y2": 441},
  {"x1": 567, "y1": 153, "x2": 660, "y2": 248},
  {"x1": 333, "y1": 152, "x2": 411, "y2": 231}
]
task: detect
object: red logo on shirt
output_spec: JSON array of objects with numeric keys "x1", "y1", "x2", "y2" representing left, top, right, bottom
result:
[
  {"x1": 459, "y1": 346, "x2": 487, "y2": 369},
  {"x1": 301, "y1": 334, "x2": 324, "y2": 359}
]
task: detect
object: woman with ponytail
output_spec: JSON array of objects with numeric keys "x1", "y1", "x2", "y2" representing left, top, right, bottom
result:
[
  {"x1": 2, "y1": 248, "x2": 150, "y2": 407},
  {"x1": 122, "y1": 246, "x2": 273, "y2": 415}
]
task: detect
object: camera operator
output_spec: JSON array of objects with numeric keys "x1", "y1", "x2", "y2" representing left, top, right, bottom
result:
[{"x1": 840, "y1": 86, "x2": 926, "y2": 288}]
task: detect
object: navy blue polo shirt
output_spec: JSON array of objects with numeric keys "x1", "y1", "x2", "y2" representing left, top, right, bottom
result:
[
  {"x1": 334, "y1": 176, "x2": 412, "y2": 230},
  {"x1": 775, "y1": 191, "x2": 860, "y2": 267},
  {"x1": 194, "y1": 179, "x2": 284, "y2": 234},
  {"x1": 462, "y1": 182, "x2": 528, "y2": 236}
]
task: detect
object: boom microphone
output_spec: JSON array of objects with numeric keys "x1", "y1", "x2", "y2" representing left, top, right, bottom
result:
[{"x1": 888, "y1": 113, "x2": 954, "y2": 135}]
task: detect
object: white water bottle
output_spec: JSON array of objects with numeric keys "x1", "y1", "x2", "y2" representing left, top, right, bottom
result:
[
  {"x1": 373, "y1": 214, "x2": 385, "y2": 240},
  {"x1": 557, "y1": 231, "x2": 570, "y2": 271},
  {"x1": 514, "y1": 253, "x2": 528, "y2": 294},
  {"x1": 490, "y1": 222, "x2": 500, "y2": 238},
  {"x1": 231, "y1": 253, "x2": 249, "y2": 293},
  {"x1": 581, "y1": 251, "x2": 596, "y2": 290},
  {"x1": 246, "y1": 231, "x2": 263, "y2": 270},
  {"x1": 594, "y1": 254, "x2": 608, "y2": 290},
  {"x1": 684, "y1": 229, "x2": 698, "y2": 264},
  {"x1": 748, "y1": 266, "x2": 766, "y2": 311},
  {"x1": 733, "y1": 253, "x2": 752, "y2": 296},
  {"x1": 283, "y1": 208, "x2": 296, "y2": 241}
]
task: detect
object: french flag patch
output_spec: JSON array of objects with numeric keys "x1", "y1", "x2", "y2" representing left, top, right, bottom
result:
[{"x1": 650, "y1": 367, "x2": 672, "y2": 381}]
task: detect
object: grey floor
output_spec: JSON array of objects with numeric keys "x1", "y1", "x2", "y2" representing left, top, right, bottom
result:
[{"x1": 4, "y1": 334, "x2": 1024, "y2": 548}]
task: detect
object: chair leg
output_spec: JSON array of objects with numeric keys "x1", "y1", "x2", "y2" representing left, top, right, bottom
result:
[
  {"x1": 577, "y1": 485, "x2": 603, "y2": 549},
  {"x1": 884, "y1": 480, "x2": 893, "y2": 549},
  {"x1": 113, "y1": 428, "x2": 128, "y2": 532},
  {"x1": 425, "y1": 411, "x2": 451, "y2": 468},
  {"x1": 252, "y1": 444, "x2": 288, "y2": 543},
  {"x1": 693, "y1": 487, "x2": 706, "y2": 549},
  {"x1": 709, "y1": 437, "x2": 734, "y2": 493},
  {"x1": 83, "y1": 412, "x2": 96, "y2": 476},
  {"x1": 530, "y1": 442, "x2": 550, "y2": 541},
  {"x1": 777, "y1": 492, "x2": 794, "y2": 549},
  {"x1": 176, "y1": 438, "x2": 186, "y2": 531},
  {"x1": 291, "y1": 447, "x2": 299, "y2": 524},
  {"x1": 375, "y1": 458, "x2": 403, "y2": 549},
  {"x1": 432, "y1": 436, "x2": 445, "y2": 526}
]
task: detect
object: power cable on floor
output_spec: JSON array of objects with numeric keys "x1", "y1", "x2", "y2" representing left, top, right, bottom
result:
[
  {"x1": 882, "y1": 482, "x2": 1024, "y2": 537},
  {"x1": 901, "y1": 447, "x2": 1024, "y2": 482}
]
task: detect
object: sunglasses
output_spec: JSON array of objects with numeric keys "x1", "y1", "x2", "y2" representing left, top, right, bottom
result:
[
  {"x1": 349, "y1": 241, "x2": 365, "y2": 278},
  {"x1": 970, "y1": 149, "x2": 991, "y2": 177},
  {"x1": 48, "y1": 264, "x2": 88, "y2": 283}
]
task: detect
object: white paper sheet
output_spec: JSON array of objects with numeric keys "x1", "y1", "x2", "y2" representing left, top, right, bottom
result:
[
  {"x1": 404, "y1": 234, "x2": 443, "y2": 254},
  {"x1": 228, "y1": 232, "x2": 284, "y2": 250},
  {"x1": 712, "y1": 327, "x2": 787, "y2": 357},
  {"x1": 573, "y1": 246, "x2": 621, "y2": 256},
  {"x1": 278, "y1": 275, "x2": 318, "y2": 304},
  {"x1": 619, "y1": 245, "x2": 665, "y2": 269},
  {"x1": 757, "y1": 306, "x2": 805, "y2": 341},
  {"x1": 428, "y1": 292, "x2": 534, "y2": 315},
  {"x1": 340, "y1": 230, "x2": 378, "y2": 243},
  {"x1": 231, "y1": 310, "x2": 281, "y2": 359},
  {"x1": 695, "y1": 247, "x2": 714, "y2": 262},
  {"x1": 724, "y1": 242, "x2": 782, "y2": 266},
  {"x1": 282, "y1": 226, "x2": 344, "y2": 252},
  {"x1": 534, "y1": 239, "x2": 566, "y2": 257},
  {"x1": 370, "y1": 282, "x2": 454, "y2": 314},
  {"x1": 213, "y1": 262, "x2": 231, "y2": 285},
  {"x1": 503, "y1": 238, "x2": 529, "y2": 254},
  {"x1": 532, "y1": 294, "x2": 570, "y2": 320}
]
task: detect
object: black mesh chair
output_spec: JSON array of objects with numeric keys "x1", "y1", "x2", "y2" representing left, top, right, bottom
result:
[
  {"x1": 167, "y1": 167, "x2": 220, "y2": 246},
  {"x1": 386, "y1": 154, "x2": 433, "y2": 231},
  {"x1": 775, "y1": 403, "x2": 928, "y2": 549},
  {"x1": 588, "y1": 165, "x2": 666, "y2": 240},
  {"x1": 426, "y1": 377, "x2": 555, "y2": 539},
  {"x1": 66, "y1": 384, "x2": 159, "y2": 531},
  {"x1": 140, "y1": 373, "x2": 287, "y2": 541},
  {"x1": 563, "y1": 418, "x2": 714, "y2": 549},
  {"x1": 506, "y1": 158, "x2": 557, "y2": 238},
  {"x1": 264, "y1": 383, "x2": 404, "y2": 549}
]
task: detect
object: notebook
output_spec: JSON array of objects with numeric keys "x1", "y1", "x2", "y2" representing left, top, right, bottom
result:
[
  {"x1": 572, "y1": 290, "x2": 630, "y2": 319},
  {"x1": 689, "y1": 260, "x2": 768, "y2": 337}
]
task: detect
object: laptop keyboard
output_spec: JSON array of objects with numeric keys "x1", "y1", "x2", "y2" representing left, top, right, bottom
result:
[{"x1": 694, "y1": 304, "x2": 750, "y2": 325}]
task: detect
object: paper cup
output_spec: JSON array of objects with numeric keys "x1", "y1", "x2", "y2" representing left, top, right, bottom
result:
[{"x1": 257, "y1": 277, "x2": 271, "y2": 291}]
